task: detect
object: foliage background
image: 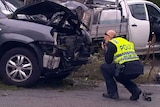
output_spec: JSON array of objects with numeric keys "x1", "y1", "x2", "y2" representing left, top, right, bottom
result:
[{"x1": 150, "y1": 0, "x2": 160, "y2": 6}]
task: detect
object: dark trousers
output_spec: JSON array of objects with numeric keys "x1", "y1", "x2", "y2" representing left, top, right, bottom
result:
[{"x1": 101, "y1": 63, "x2": 140, "y2": 95}]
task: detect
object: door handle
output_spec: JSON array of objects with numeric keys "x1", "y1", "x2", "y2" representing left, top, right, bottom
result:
[{"x1": 131, "y1": 24, "x2": 137, "y2": 27}]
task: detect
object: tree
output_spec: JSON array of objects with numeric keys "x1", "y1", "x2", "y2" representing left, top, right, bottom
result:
[{"x1": 149, "y1": 0, "x2": 160, "y2": 6}]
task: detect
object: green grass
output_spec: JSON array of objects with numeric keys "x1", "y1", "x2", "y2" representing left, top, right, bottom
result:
[
  {"x1": 0, "y1": 81, "x2": 21, "y2": 90},
  {"x1": 69, "y1": 53, "x2": 160, "y2": 87}
]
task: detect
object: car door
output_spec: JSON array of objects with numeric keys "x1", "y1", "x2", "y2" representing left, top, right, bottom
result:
[
  {"x1": 146, "y1": 3, "x2": 160, "y2": 42},
  {"x1": 128, "y1": 3, "x2": 150, "y2": 48}
]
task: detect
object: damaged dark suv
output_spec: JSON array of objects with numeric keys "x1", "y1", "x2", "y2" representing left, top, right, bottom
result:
[{"x1": 0, "y1": 1, "x2": 91, "y2": 87}]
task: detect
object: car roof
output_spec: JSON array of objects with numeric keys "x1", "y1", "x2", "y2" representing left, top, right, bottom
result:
[
  {"x1": 126, "y1": 0, "x2": 155, "y2": 6},
  {"x1": 93, "y1": 0, "x2": 153, "y2": 6},
  {"x1": 93, "y1": 0, "x2": 149, "y2": 3}
]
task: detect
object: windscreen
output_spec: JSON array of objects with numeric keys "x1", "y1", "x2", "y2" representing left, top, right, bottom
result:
[{"x1": 4, "y1": 0, "x2": 24, "y2": 8}]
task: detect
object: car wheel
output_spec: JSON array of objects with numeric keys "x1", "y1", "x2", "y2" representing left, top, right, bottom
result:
[{"x1": 0, "y1": 47, "x2": 41, "y2": 87}]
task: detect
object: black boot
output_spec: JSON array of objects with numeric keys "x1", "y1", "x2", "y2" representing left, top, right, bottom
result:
[
  {"x1": 102, "y1": 93, "x2": 119, "y2": 99},
  {"x1": 130, "y1": 88, "x2": 142, "y2": 101}
]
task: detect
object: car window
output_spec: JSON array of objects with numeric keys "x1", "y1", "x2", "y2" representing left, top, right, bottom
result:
[
  {"x1": 99, "y1": 9, "x2": 121, "y2": 24},
  {"x1": 129, "y1": 4, "x2": 147, "y2": 20},
  {"x1": 5, "y1": 0, "x2": 24, "y2": 8},
  {"x1": 0, "y1": 1, "x2": 12, "y2": 14},
  {"x1": 146, "y1": 4, "x2": 160, "y2": 18},
  {"x1": 0, "y1": 0, "x2": 23, "y2": 15},
  {"x1": 0, "y1": 1, "x2": 15, "y2": 15}
]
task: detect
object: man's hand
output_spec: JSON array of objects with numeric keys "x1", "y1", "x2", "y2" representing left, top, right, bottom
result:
[{"x1": 101, "y1": 42, "x2": 106, "y2": 50}]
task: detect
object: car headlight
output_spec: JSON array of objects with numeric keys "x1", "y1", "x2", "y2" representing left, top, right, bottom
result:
[{"x1": 38, "y1": 41, "x2": 55, "y2": 54}]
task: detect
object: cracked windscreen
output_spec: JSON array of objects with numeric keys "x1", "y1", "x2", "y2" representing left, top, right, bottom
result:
[{"x1": 0, "y1": 0, "x2": 23, "y2": 15}]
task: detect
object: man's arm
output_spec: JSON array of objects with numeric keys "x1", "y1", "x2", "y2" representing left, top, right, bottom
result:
[{"x1": 105, "y1": 42, "x2": 117, "y2": 64}]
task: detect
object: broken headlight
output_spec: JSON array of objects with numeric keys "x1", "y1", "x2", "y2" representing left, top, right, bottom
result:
[{"x1": 38, "y1": 41, "x2": 55, "y2": 54}]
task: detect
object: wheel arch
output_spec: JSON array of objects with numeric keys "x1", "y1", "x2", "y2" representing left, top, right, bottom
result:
[
  {"x1": 0, "y1": 47, "x2": 42, "y2": 87},
  {"x1": 0, "y1": 41, "x2": 43, "y2": 70}
]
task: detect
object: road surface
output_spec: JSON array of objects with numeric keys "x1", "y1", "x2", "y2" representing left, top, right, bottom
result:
[{"x1": 0, "y1": 82, "x2": 159, "y2": 107}]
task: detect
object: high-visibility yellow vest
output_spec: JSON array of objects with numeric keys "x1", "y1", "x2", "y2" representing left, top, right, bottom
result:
[{"x1": 109, "y1": 37, "x2": 139, "y2": 64}]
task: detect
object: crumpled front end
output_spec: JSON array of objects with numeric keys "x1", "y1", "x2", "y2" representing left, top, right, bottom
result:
[{"x1": 12, "y1": 0, "x2": 91, "y2": 76}]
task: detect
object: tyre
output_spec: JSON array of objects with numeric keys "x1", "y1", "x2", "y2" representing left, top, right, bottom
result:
[{"x1": 0, "y1": 47, "x2": 41, "y2": 87}]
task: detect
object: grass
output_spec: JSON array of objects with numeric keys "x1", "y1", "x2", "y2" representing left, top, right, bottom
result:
[
  {"x1": 136, "y1": 64, "x2": 159, "y2": 84},
  {"x1": 72, "y1": 53, "x2": 104, "y2": 80},
  {"x1": 68, "y1": 53, "x2": 160, "y2": 87},
  {"x1": 0, "y1": 81, "x2": 21, "y2": 90}
]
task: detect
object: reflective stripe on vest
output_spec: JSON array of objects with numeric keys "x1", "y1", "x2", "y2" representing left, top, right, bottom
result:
[{"x1": 110, "y1": 37, "x2": 139, "y2": 64}]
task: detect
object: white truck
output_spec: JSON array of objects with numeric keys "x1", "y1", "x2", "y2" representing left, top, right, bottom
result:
[{"x1": 86, "y1": 0, "x2": 160, "y2": 55}]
